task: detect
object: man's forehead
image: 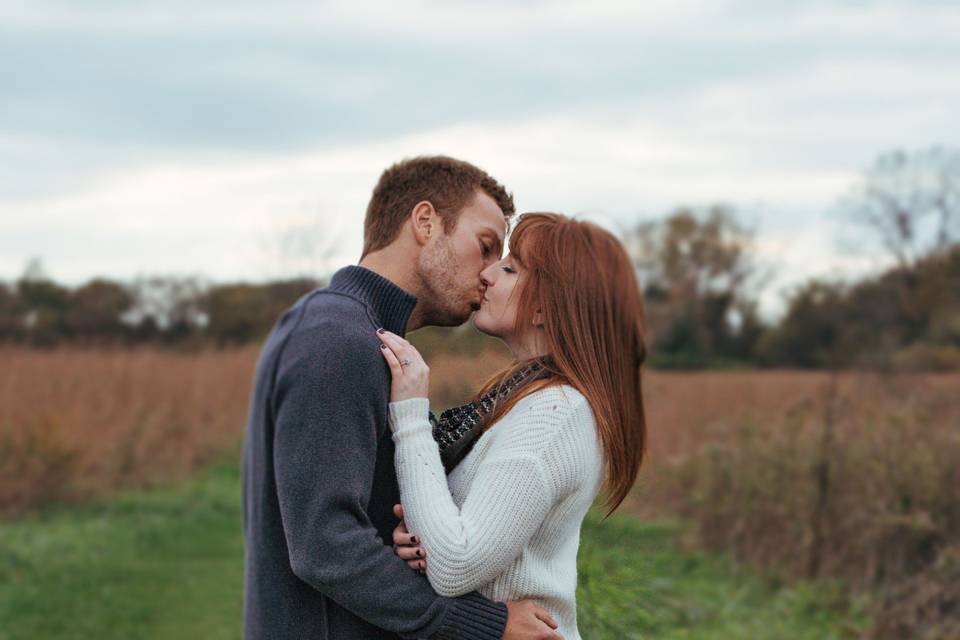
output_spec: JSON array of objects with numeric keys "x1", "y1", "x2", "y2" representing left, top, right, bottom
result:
[
  {"x1": 478, "y1": 221, "x2": 505, "y2": 240},
  {"x1": 460, "y1": 213, "x2": 505, "y2": 242},
  {"x1": 467, "y1": 191, "x2": 507, "y2": 237}
]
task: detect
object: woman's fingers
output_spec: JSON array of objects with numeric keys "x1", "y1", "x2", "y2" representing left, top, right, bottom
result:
[
  {"x1": 396, "y1": 546, "x2": 418, "y2": 560},
  {"x1": 407, "y1": 559, "x2": 427, "y2": 572},
  {"x1": 377, "y1": 330, "x2": 424, "y2": 366},
  {"x1": 379, "y1": 329, "x2": 409, "y2": 346},
  {"x1": 378, "y1": 340, "x2": 403, "y2": 377},
  {"x1": 396, "y1": 545, "x2": 426, "y2": 561},
  {"x1": 376, "y1": 329, "x2": 430, "y2": 402},
  {"x1": 376, "y1": 330, "x2": 406, "y2": 354},
  {"x1": 391, "y1": 509, "x2": 426, "y2": 566},
  {"x1": 392, "y1": 526, "x2": 419, "y2": 547},
  {"x1": 391, "y1": 511, "x2": 421, "y2": 548}
]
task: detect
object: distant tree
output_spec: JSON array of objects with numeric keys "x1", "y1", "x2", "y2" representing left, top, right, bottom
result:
[
  {"x1": 845, "y1": 147, "x2": 960, "y2": 271},
  {"x1": 206, "y1": 278, "x2": 318, "y2": 345},
  {"x1": 205, "y1": 284, "x2": 271, "y2": 345},
  {"x1": 64, "y1": 279, "x2": 133, "y2": 342},
  {"x1": 757, "y1": 244, "x2": 960, "y2": 370},
  {"x1": 626, "y1": 206, "x2": 767, "y2": 367},
  {"x1": 756, "y1": 281, "x2": 851, "y2": 368},
  {"x1": 16, "y1": 259, "x2": 71, "y2": 346},
  {"x1": 920, "y1": 245, "x2": 960, "y2": 347},
  {"x1": 0, "y1": 282, "x2": 25, "y2": 341},
  {"x1": 21, "y1": 257, "x2": 48, "y2": 281},
  {"x1": 263, "y1": 278, "x2": 320, "y2": 309},
  {"x1": 123, "y1": 276, "x2": 209, "y2": 342}
]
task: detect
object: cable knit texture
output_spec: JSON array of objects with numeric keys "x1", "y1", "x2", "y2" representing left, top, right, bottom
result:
[{"x1": 390, "y1": 385, "x2": 604, "y2": 640}]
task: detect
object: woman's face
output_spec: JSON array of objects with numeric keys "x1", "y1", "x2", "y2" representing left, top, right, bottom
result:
[{"x1": 472, "y1": 254, "x2": 522, "y2": 343}]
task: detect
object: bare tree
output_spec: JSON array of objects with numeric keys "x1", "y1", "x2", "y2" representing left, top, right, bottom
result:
[
  {"x1": 624, "y1": 206, "x2": 771, "y2": 364},
  {"x1": 846, "y1": 147, "x2": 960, "y2": 271},
  {"x1": 122, "y1": 276, "x2": 209, "y2": 333},
  {"x1": 628, "y1": 206, "x2": 764, "y2": 306}
]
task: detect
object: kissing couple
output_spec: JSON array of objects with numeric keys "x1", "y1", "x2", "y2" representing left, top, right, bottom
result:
[{"x1": 242, "y1": 155, "x2": 647, "y2": 640}]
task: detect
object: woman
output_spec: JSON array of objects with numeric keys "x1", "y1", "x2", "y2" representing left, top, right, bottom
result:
[{"x1": 377, "y1": 212, "x2": 647, "y2": 640}]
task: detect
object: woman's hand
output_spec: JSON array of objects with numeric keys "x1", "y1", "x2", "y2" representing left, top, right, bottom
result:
[
  {"x1": 392, "y1": 504, "x2": 427, "y2": 573},
  {"x1": 377, "y1": 329, "x2": 429, "y2": 402}
]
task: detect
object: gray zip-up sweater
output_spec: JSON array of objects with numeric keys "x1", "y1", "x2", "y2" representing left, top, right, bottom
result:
[{"x1": 242, "y1": 265, "x2": 508, "y2": 639}]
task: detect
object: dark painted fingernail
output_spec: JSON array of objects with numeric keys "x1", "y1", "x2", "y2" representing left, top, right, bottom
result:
[
  {"x1": 381, "y1": 344, "x2": 387, "y2": 349},
  {"x1": 377, "y1": 328, "x2": 385, "y2": 334},
  {"x1": 416, "y1": 549, "x2": 423, "y2": 557},
  {"x1": 411, "y1": 536, "x2": 418, "y2": 544}
]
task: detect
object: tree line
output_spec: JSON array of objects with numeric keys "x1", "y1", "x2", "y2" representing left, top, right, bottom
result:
[
  {"x1": 2, "y1": 147, "x2": 957, "y2": 369},
  {"x1": 630, "y1": 147, "x2": 959, "y2": 370},
  {"x1": 3, "y1": 236, "x2": 956, "y2": 370},
  {"x1": 0, "y1": 267, "x2": 320, "y2": 347}
]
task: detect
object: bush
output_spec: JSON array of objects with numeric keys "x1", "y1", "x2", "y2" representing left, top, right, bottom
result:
[
  {"x1": 637, "y1": 372, "x2": 960, "y2": 637},
  {"x1": 892, "y1": 344, "x2": 960, "y2": 372}
]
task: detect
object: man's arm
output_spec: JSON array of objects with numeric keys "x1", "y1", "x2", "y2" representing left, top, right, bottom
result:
[{"x1": 271, "y1": 327, "x2": 507, "y2": 640}]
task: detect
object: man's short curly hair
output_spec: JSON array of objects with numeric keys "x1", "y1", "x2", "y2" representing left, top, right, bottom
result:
[{"x1": 362, "y1": 156, "x2": 515, "y2": 258}]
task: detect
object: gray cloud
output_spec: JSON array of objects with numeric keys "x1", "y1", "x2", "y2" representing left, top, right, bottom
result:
[{"x1": 2, "y1": 0, "x2": 959, "y2": 319}]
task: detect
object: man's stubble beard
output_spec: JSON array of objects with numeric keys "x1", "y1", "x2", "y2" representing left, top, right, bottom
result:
[{"x1": 415, "y1": 236, "x2": 476, "y2": 328}]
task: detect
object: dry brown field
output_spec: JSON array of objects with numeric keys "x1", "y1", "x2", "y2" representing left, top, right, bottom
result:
[
  {"x1": 0, "y1": 346, "x2": 259, "y2": 513},
  {"x1": 2, "y1": 345, "x2": 956, "y2": 637},
  {"x1": 3, "y1": 345, "x2": 955, "y2": 514}
]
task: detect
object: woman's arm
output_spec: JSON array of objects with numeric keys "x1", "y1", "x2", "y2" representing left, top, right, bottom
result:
[
  {"x1": 389, "y1": 398, "x2": 558, "y2": 597},
  {"x1": 375, "y1": 329, "x2": 587, "y2": 596}
]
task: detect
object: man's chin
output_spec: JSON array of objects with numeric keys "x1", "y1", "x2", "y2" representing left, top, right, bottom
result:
[{"x1": 427, "y1": 308, "x2": 473, "y2": 328}]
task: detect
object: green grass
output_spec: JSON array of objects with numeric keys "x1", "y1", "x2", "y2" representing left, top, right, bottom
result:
[
  {"x1": 0, "y1": 464, "x2": 243, "y2": 640},
  {"x1": 0, "y1": 463, "x2": 867, "y2": 639},
  {"x1": 577, "y1": 514, "x2": 867, "y2": 639}
]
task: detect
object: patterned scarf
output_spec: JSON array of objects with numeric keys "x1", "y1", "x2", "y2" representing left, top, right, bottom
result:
[{"x1": 430, "y1": 359, "x2": 553, "y2": 473}]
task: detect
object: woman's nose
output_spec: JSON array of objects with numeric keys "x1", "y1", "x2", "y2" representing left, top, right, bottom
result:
[{"x1": 480, "y1": 264, "x2": 496, "y2": 287}]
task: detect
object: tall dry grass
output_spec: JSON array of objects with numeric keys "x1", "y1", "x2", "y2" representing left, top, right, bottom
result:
[
  {"x1": 5, "y1": 346, "x2": 959, "y2": 635},
  {"x1": 0, "y1": 346, "x2": 258, "y2": 515},
  {"x1": 633, "y1": 370, "x2": 960, "y2": 639},
  {"x1": 423, "y1": 356, "x2": 959, "y2": 634}
]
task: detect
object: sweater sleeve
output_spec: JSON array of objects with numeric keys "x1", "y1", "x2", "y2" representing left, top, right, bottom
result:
[
  {"x1": 389, "y1": 397, "x2": 566, "y2": 597},
  {"x1": 272, "y1": 331, "x2": 507, "y2": 640}
]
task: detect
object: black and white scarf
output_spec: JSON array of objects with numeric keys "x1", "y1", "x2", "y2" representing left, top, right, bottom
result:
[{"x1": 430, "y1": 359, "x2": 553, "y2": 473}]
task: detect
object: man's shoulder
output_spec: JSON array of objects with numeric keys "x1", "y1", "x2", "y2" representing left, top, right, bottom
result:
[
  {"x1": 275, "y1": 285, "x2": 374, "y2": 339},
  {"x1": 274, "y1": 290, "x2": 383, "y2": 373},
  {"x1": 299, "y1": 287, "x2": 377, "y2": 329}
]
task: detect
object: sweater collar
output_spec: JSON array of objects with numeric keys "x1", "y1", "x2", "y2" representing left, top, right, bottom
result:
[{"x1": 328, "y1": 265, "x2": 417, "y2": 337}]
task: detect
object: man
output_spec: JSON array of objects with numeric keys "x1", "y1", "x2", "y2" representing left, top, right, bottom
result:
[{"x1": 243, "y1": 156, "x2": 562, "y2": 639}]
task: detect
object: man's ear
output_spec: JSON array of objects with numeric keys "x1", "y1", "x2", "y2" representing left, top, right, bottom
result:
[{"x1": 410, "y1": 200, "x2": 437, "y2": 246}]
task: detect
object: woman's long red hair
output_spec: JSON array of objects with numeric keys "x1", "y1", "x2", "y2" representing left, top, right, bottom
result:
[{"x1": 473, "y1": 213, "x2": 647, "y2": 516}]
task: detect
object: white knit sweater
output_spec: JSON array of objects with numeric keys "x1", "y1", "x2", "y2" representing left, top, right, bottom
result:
[{"x1": 388, "y1": 385, "x2": 604, "y2": 640}]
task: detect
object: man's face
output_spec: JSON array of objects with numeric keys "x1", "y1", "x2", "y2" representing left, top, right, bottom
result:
[{"x1": 415, "y1": 189, "x2": 506, "y2": 327}]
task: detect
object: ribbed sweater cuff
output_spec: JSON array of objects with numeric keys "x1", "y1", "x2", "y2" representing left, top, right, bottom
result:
[
  {"x1": 432, "y1": 592, "x2": 508, "y2": 640},
  {"x1": 388, "y1": 398, "x2": 432, "y2": 438}
]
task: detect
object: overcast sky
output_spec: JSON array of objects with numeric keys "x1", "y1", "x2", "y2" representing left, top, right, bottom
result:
[{"x1": 2, "y1": 0, "x2": 958, "y2": 317}]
